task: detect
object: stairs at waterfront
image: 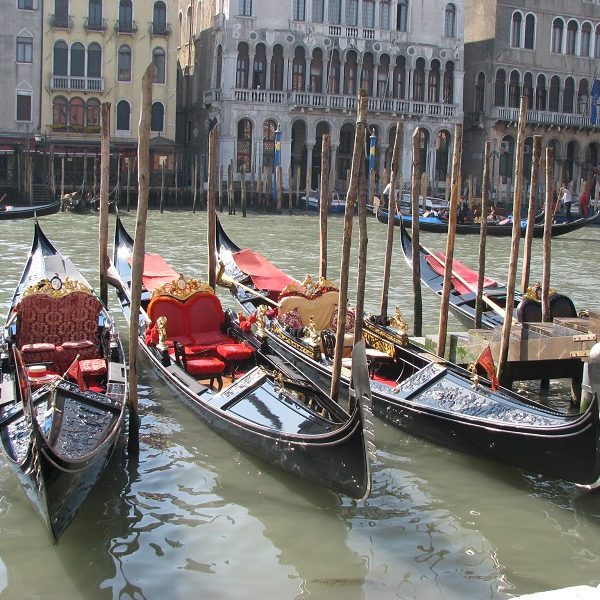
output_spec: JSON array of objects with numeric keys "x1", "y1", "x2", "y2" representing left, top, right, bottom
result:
[{"x1": 32, "y1": 184, "x2": 53, "y2": 204}]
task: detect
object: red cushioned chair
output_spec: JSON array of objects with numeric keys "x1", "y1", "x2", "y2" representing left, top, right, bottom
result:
[
  {"x1": 216, "y1": 342, "x2": 254, "y2": 380},
  {"x1": 185, "y1": 293, "x2": 231, "y2": 349},
  {"x1": 147, "y1": 297, "x2": 193, "y2": 346},
  {"x1": 173, "y1": 341, "x2": 224, "y2": 391}
]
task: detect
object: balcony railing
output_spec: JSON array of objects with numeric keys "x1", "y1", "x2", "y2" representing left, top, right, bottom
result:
[
  {"x1": 84, "y1": 17, "x2": 107, "y2": 32},
  {"x1": 49, "y1": 14, "x2": 73, "y2": 29},
  {"x1": 491, "y1": 106, "x2": 598, "y2": 129},
  {"x1": 223, "y1": 88, "x2": 458, "y2": 119},
  {"x1": 149, "y1": 22, "x2": 172, "y2": 36},
  {"x1": 51, "y1": 76, "x2": 104, "y2": 93},
  {"x1": 115, "y1": 20, "x2": 138, "y2": 34}
]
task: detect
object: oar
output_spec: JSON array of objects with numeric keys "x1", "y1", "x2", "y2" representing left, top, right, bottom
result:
[
  {"x1": 419, "y1": 242, "x2": 516, "y2": 324},
  {"x1": 216, "y1": 262, "x2": 280, "y2": 308},
  {"x1": 0, "y1": 194, "x2": 7, "y2": 204}
]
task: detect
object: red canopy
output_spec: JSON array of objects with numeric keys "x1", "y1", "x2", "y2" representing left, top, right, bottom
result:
[
  {"x1": 232, "y1": 249, "x2": 294, "y2": 297},
  {"x1": 425, "y1": 252, "x2": 497, "y2": 296},
  {"x1": 128, "y1": 253, "x2": 178, "y2": 292}
]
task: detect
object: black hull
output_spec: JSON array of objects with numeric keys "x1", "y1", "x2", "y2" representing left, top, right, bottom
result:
[
  {"x1": 0, "y1": 200, "x2": 61, "y2": 220},
  {"x1": 111, "y1": 217, "x2": 373, "y2": 500},
  {"x1": 377, "y1": 207, "x2": 600, "y2": 237},
  {"x1": 215, "y1": 216, "x2": 600, "y2": 485}
]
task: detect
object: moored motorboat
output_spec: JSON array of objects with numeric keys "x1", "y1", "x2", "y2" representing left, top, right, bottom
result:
[
  {"x1": 0, "y1": 199, "x2": 62, "y2": 220},
  {"x1": 110, "y1": 217, "x2": 374, "y2": 500},
  {"x1": 215, "y1": 216, "x2": 600, "y2": 485},
  {"x1": 0, "y1": 222, "x2": 127, "y2": 541}
]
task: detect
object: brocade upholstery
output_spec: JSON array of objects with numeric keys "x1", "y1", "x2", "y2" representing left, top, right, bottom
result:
[
  {"x1": 277, "y1": 308, "x2": 303, "y2": 330},
  {"x1": 277, "y1": 291, "x2": 339, "y2": 332}
]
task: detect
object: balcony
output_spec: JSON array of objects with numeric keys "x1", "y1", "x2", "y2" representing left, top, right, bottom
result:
[
  {"x1": 491, "y1": 106, "x2": 598, "y2": 130},
  {"x1": 115, "y1": 20, "x2": 138, "y2": 34},
  {"x1": 84, "y1": 17, "x2": 107, "y2": 32},
  {"x1": 51, "y1": 76, "x2": 104, "y2": 93},
  {"x1": 149, "y1": 22, "x2": 172, "y2": 36},
  {"x1": 49, "y1": 14, "x2": 73, "y2": 29}
]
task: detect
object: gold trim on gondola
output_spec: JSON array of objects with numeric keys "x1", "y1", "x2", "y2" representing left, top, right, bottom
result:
[
  {"x1": 151, "y1": 274, "x2": 215, "y2": 300},
  {"x1": 21, "y1": 277, "x2": 93, "y2": 299}
]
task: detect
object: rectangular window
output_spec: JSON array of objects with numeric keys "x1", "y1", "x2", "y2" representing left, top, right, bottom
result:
[
  {"x1": 362, "y1": 0, "x2": 374, "y2": 28},
  {"x1": 346, "y1": 0, "x2": 358, "y2": 26},
  {"x1": 16, "y1": 93, "x2": 32, "y2": 121},
  {"x1": 239, "y1": 0, "x2": 252, "y2": 16},
  {"x1": 397, "y1": 2, "x2": 408, "y2": 32},
  {"x1": 328, "y1": 0, "x2": 341, "y2": 24},
  {"x1": 16, "y1": 37, "x2": 33, "y2": 62},
  {"x1": 292, "y1": 0, "x2": 305, "y2": 21},
  {"x1": 18, "y1": 0, "x2": 35, "y2": 9},
  {"x1": 312, "y1": 0, "x2": 323, "y2": 22},
  {"x1": 379, "y1": 1, "x2": 390, "y2": 29}
]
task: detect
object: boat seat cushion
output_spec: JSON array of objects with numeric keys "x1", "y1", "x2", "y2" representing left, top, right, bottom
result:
[
  {"x1": 216, "y1": 342, "x2": 254, "y2": 361},
  {"x1": 147, "y1": 297, "x2": 190, "y2": 341},
  {"x1": 278, "y1": 290, "x2": 339, "y2": 332}
]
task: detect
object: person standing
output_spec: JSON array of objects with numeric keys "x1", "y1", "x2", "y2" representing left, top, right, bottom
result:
[
  {"x1": 560, "y1": 185, "x2": 573, "y2": 221},
  {"x1": 579, "y1": 189, "x2": 590, "y2": 218}
]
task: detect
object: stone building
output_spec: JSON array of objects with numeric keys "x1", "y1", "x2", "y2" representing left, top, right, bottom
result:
[
  {"x1": 464, "y1": 0, "x2": 600, "y2": 202},
  {"x1": 178, "y1": 0, "x2": 465, "y2": 195}
]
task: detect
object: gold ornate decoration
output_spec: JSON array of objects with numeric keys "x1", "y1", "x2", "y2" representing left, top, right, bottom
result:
[
  {"x1": 579, "y1": 309, "x2": 590, "y2": 318},
  {"x1": 156, "y1": 316, "x2": 168, "y2": 349},
  {"x1": 524, "y1": 282, "x2": 557, "y2": 302},
  {"x1": 280, "y1": 275, "x2": 338, "y2": 301},
  {"x1": 467, "y1": 362, "x2": 480, "y2": 389},
  {"x1": 151, "y1": 274, "x2": 214, "y2": 300},
  {"x1": 304, "y1": 316, "x2": 320, "y2": 345},
  {"x1": 255, "y1": 304, "x2": 268, "y2": 338},
  {"x1": 21, "y1": 276, "x2": 93, "y2": 300}
]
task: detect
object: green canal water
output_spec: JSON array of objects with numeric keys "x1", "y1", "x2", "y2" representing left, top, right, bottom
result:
[{"x1": 0, "y1": 210, "x2": 599, "y2": 599}]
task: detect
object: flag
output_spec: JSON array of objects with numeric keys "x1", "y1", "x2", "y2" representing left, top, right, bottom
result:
[
  {"x1": 476, "y1": 346, "x2": 499, "y2": 391},
  {"x1": 67, "y1": 357, "x2": 86, "y2": 391},
  {"x1": 591, "y1": 79, "x2": 599, "y2": 126}
]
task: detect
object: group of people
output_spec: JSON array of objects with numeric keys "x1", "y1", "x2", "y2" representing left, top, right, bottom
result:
[{"x1": 557, "y1": 184, "x2": 592, "y2": 221}]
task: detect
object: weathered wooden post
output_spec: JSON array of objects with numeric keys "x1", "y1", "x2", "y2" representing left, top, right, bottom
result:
[
  {"x1": 227, "y1": 160, "x2": 234, "y2": 214},
  {"x1": 192, "y1": 156, "x2": 198, "y2": 214},
  {"x1": 319, "y1": 133, "x2": 330, "y2": 279},
  {"x1": 288, "y1": 165, "x2": 293, "y2": 214},
  {"x1": 497, "y1": 95, "x2": 529, "y2": 386},
  {"x1": 218, "y1": 165, "x2": 223, "y2": 213},
  {"x1": 207, "y1": 126, "x2": 218, "y2": 288},
  {"x1": 541, "y1": 146, "x2": 554, "y2": 323},
  {"x1": 129, "y1": 63, "x2": 155, "y2": 450},
  {"x1": 475, "y1": 140, "x2": 491, "y2": 328},
  {"x1": 521, "y1": 135, "x2": 542, "y2": 292},
  {"x1": 198, "y1": 162, "x2": 205, "y2": 211},
  {"x1": 99, "y1": 102, "x2": 111, "y2": 307},
  {"x1": 276, "y1": 164, "x2": 283, "y2": 214},
  {"x1": 437, "y1": 123, "x2": 463, "y2": 357},
  {"x1": 380, "y1": 121, "x2": 402, "y2": 318},
  {"x1": 411, "y1": 128, "x2": 423, "y2": 337},
  {"x1": 60, "y1": 156, "x2": 65, "y2": 200},
  {"x1": 250, "y1": 163, "x2": 256, "y2": 209},
  {"x1": 304, "y1": 166, "x2": 311, "y2": 211},
  {"x1": 93, "y1": 156, "x2": 98, "y2": 198},
  {"x1": 159, "y1": 159, "x2": 165, "y2": 213},
  {"x1": 241, "y1": 163, "x2": 247, "y2": 217},
  {"x1": 421, "y1": 171, "x2": 429, "y2": 213},
  {"x1": 49, "y1": 145, "x2": 56, "y2": 199},
  {"x1": 174, "y1": 155, "x2": 179, "y2": 209},
  {"x1": 354, "y1": 154, "x2": 368, "y2": 344},
  {"x1": 296, "y1": 165, "x2": 301, "y2": 211},
  {"x1": 330, "y1": 90, "x2": 368, "y2": 402}
]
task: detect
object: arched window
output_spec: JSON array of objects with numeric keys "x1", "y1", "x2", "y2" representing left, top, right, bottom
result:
[
  {"x1": 236, "y1": 42, "x2": 249, "y2": 88},
  {"x1": 86, "y1": 98, "x2": 100, "y2": 127},
  {"x1": 153, "y1": 47, "x2": 166, "y2": 83},
  {"x1": 563, "y1": 77, "x2": 574, "y2": 113},
  {"x1": 494, "y1": 69, "x2": 506, "y2": 106},
  {"x1": 310, "y1": 48, "x2": 323, "y2": 93},
  {"x1": 253, "y1": 43, "x2": 266, "y2": 89},
  {"x1": 118, "y1": 45, "x2": 132, "y2": 81},
  {"x1": 327, "y1": 49, "x2": 340, "y2": 94},
  {"x1": 444, "y1": 3, "x2": 456, "y2": 37},
  {"x1": 343, "y1": 50, "x2": 357, "y2": 95},
  {"x1": 70, "y1": 42, "x2": 85, "y2": 77},
  {"x1": 52, "y1": 96, "x2": 68, "y2": 125},
  {"x1": 499, "y1": 135, "x2": 514, "y2": 178},
  {"x1": 511, "y1": 12, "x2": 522, "y2": 47},
  {"x1": 524, "y1": 14, "x2": 535, "y2": 49},
  {"x1": 578, "y1": 79, "x2": 589, "y2": 115},
  {"x1": 552, "y1": 18, "x2": 564, "y2": 53},
  {"x1": 536, "y1": 74, "x2": 546, "y2": 111},
  {"x1": 474, "y1": 72, "x2": 485, "y2": 111},
  {"x1": 581, "y1": 22, "x2": 592, "y2": 57},
  {"x1": 549, "y1": 75, "x2": 560, "y2": 111},
  {"x1": 270, "y1": 45, "x2": 284, "y2": 91},
  {"x1": 236, "y1": 119, "x2": 252, "y2": 171},
  {"x1": 435, "y1": 130, "x2": 450, "y2": 182},
  {"x1": 262, "y1": 119, "x2": 277, "y2": 169},
  {"x1": 413, "y1": 58, "x2": 425, "y2": 101},
  {"x1": 151, "y1": 102, "x2": 164, "y2": 131},
  {"x1": 88, "y1": 0, "x2": 103, "y2": 28},
  {"x1": 69, "y1": 97, "x2": 85, "y2": 127},
  {"x1": 116, "y1": 100, "x2": 131, "y2": 131},
  {"x1": 87, "y1": 42, "x2": 102, "y2": 78},
  {"x1": 396, "y1": 0, "x2": 408, "y2": 32},
  {"x1": 328, "y1": 0, "x2": 341, "y2": 24},
  {"x1": 443, "y1": 61, "x2": 454, "y2": 103},
  {"x1": 292, "y1": 46, "x2": 306, "y2": 92},
  {"x1": 566, "y1": 20, "x2": 577, "y2": 55},
  {"x1": 118, "y1": 0, "x2": 133, "y2": 30},
  {"x1": 361, "y1": 52, "x2": 374, "y2": 95},
  {"x1": 508, "y1": 70, "x2": 520, "y2": 108},
  {"x1": 392, "y1": 55, "x2": 405, "y2": 99},
  {"x1": 215, "y1": 45, "x2": 223, "y2": 88},
  {"x1": 153, "y1": 1, "x2": 167, "y2": 33},
  {"x1": 377, "y1": 54, "x2": 390, "y2": 97},
  {"x1": 428, "y1": 59, "x2": 440, "y2": 103},
  {"x1": 363, "y1": 0, "x2": 375, "y2": 28},
  {"x1": 523, "y1": 72, "x2": 533, "y2": 109},
  {"x1": 53, "y1": 40, "x2": 68, "y2": 76}
]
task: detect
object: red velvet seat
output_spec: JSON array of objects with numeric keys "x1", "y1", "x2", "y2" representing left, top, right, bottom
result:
[
  {"x1": 216, "y1": 342, "x2": 254, "y2": 380},
  {"x1": 173, "y1": 341, "x2": 224, "y2": 390}
]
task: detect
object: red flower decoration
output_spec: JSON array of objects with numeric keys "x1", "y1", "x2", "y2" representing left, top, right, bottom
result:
[
  {"x1": 239, "y1": 320, "x2": 252, "y2": 332},
  {"x1": 145, "y1": 322, "x2": 159, "y2": 346},
  {"x1": 248, "y1": 312, "x2": 258, "y2": 324}
]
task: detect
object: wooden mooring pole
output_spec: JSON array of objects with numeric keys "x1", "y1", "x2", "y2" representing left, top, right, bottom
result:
[
  {"x1": 319, "y1": 133, "x2": 330, "y2": 279},
  {"x1": 241, "y1": 164, "x2": 247, "y2": 217},
  {"x1": 521, "y1": 135, "x2": 542, "y2": 292},
  {"x1": 475, "y1": 140, "x2": 491, "y2": 328},
  {"x1": 541, "y1": 146, "x2": 554, "y2": 323},
  {"x1": 99, "y1": 101, "x2": 111, "y2": 307},
  {"x1": 411, "y1": 128, "x2": 423, "y2": 338},
  {"x1": 354, "y1": 156, "x2": 368, "y2": 343},
  {"x1": 207, "y1": 126, "x2": 218, "y2": 288}
]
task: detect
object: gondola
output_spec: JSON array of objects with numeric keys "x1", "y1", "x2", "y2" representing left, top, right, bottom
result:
[
  {"x1": 376, "y1": 206, "x2": 600, "y2": 237},
  {"x1": 0, "y1": 199, "x2": 62, "y2": 220},
  {"x1": 397, "y1": 217, "x2": 577, "y2": 329},
  {"x1": 110, "y1": 217, "x2": 374, "y2": 500},
  {"x1": 0, "y1": 222, "x2": 127, "y2": 541},
  {"x1": 215, "y1": 216, "x2": 600, "y2": 485}
]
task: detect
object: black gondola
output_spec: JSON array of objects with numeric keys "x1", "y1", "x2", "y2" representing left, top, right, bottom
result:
[
  {"x1": 377, "y1": 206, "x2": 600, "y2": 236},
  {"x1": 0, "y1": 222, "x2": 128, "y2": 541},
  {"x1": 215, "y1": 216, "x2": 600, "y2": 486},
  {"x1": 0, "y1": 199, "x2": 62, "y2": 220},
  {"x1": 110, "y1": 217, "x2": 374, "y2": 500},
  {"x1": 397, "y1": 217, "x2": 577, "y2": 329}
]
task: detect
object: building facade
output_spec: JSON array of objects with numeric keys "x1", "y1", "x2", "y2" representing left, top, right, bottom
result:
[
  {"x1": 464, "y1": 0, "x2": 600, "y2": 202},
  {"x1": 180, "y1": 0, "x2": 465, "y2": 195}
]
